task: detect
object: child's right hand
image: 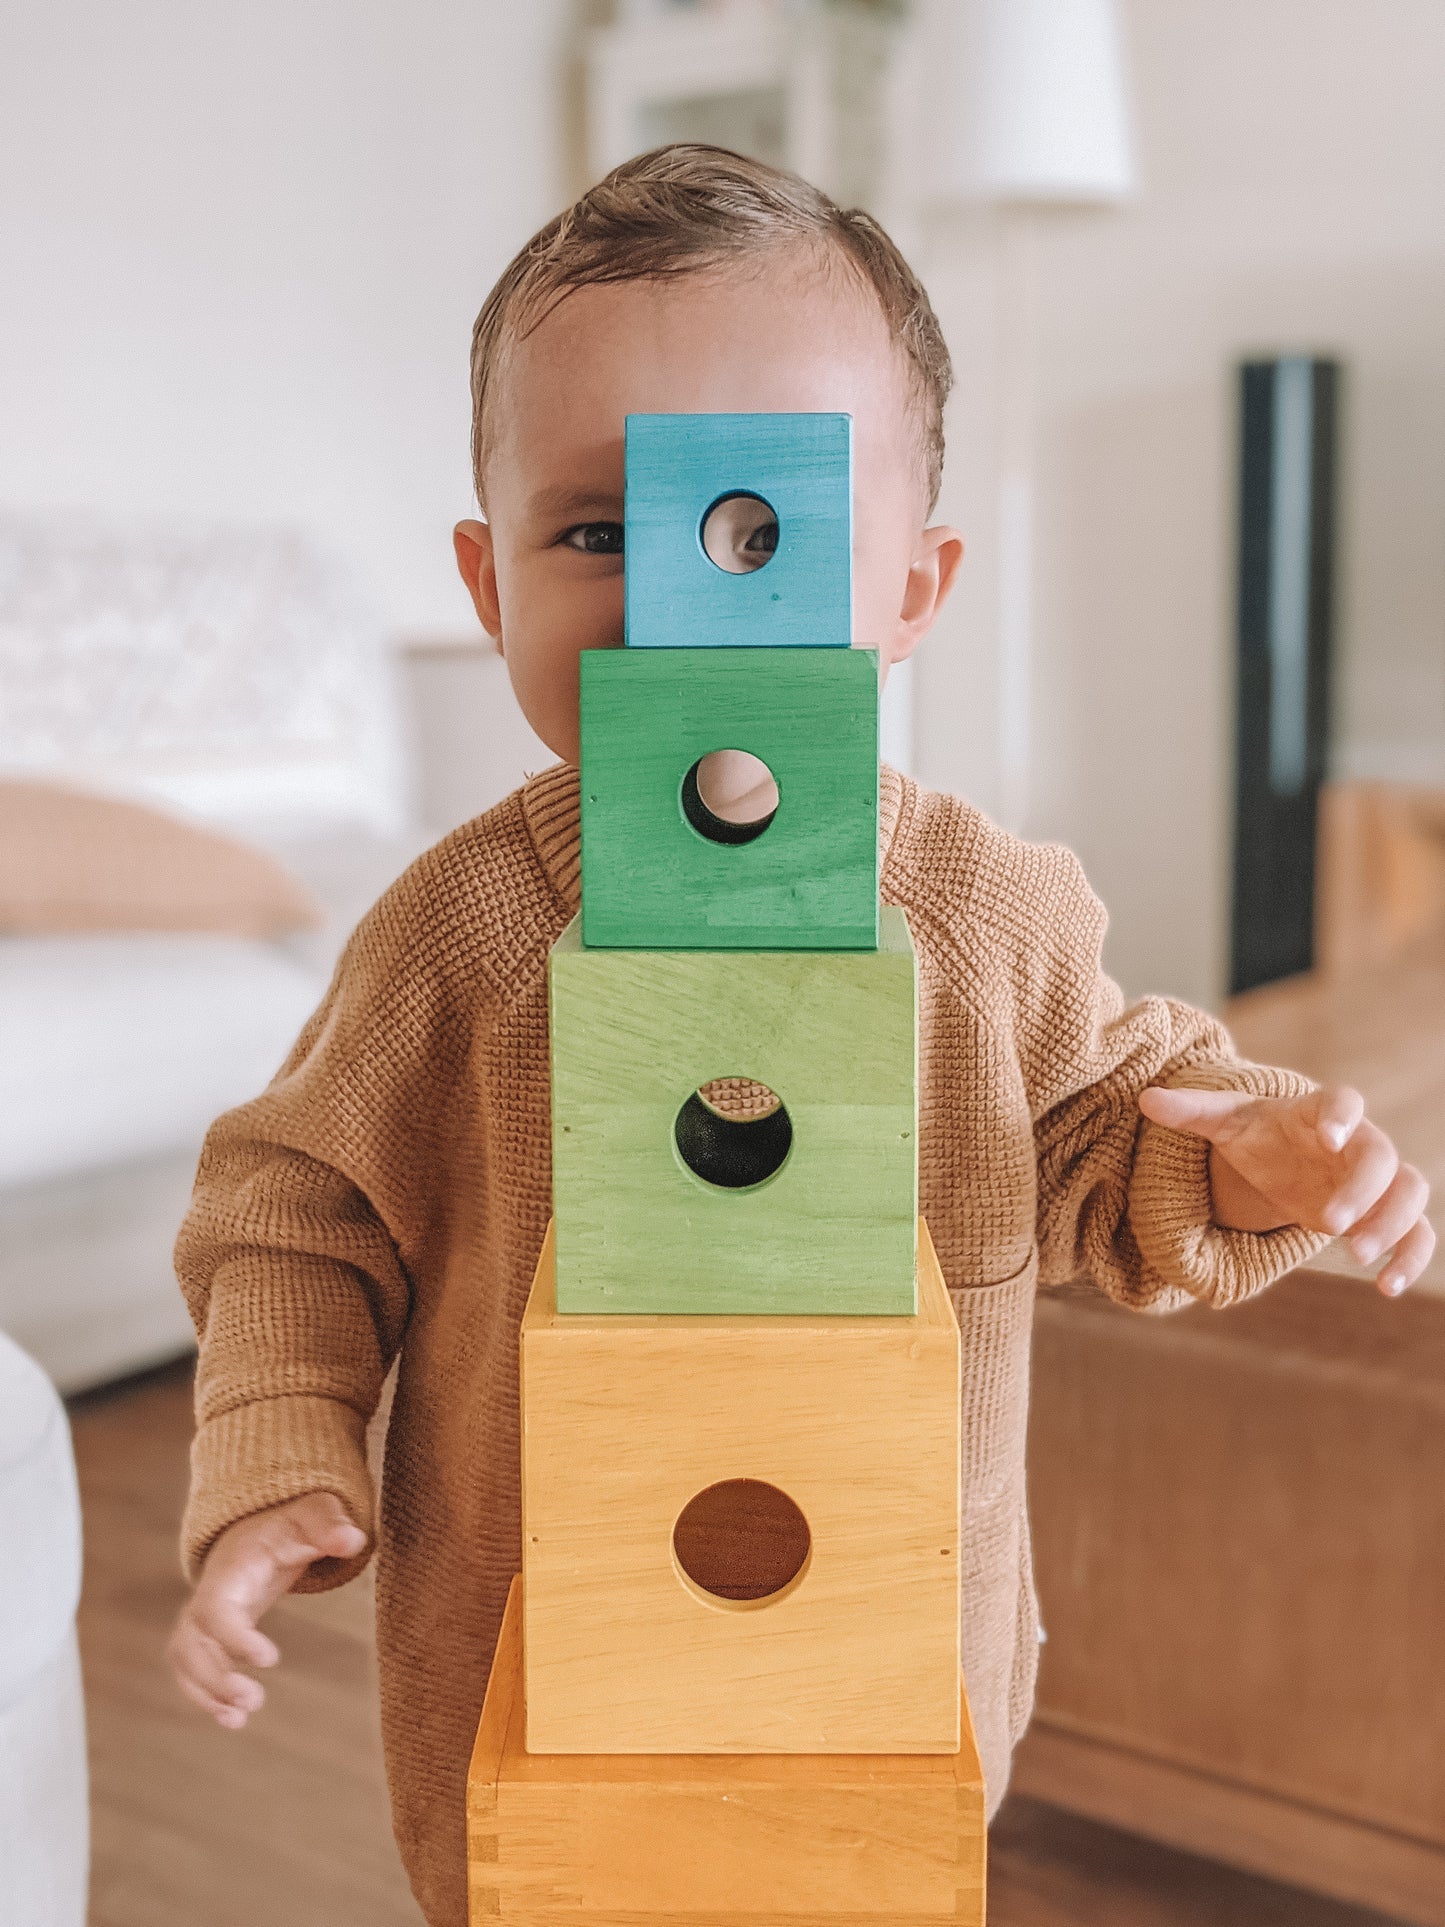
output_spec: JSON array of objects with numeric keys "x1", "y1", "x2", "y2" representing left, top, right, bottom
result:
[{"x1": 166, "y1": 1492, "x2": 366, "y2": 1728}]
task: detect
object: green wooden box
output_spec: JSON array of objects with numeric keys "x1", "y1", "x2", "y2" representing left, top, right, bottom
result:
[
  {"x1": 579, "y1": 646, "x2": 879, "y2": 950},
  {"x1": 548, "y1": 909, "x2": 918, "y2": 1315}
]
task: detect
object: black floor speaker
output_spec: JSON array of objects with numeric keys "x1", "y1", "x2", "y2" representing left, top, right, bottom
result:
[{"x1": 1230, "y1": 356, "x2": 1339, "y2": 994}]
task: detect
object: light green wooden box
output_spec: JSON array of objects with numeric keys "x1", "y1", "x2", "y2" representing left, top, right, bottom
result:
[{"x1": 548, "y1": 908, "x2": 918, "y2": 1315}]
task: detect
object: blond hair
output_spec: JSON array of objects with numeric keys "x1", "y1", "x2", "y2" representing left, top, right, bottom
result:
[{"x1": 469, "y1": 143, "x2": 952, "y2": 510}]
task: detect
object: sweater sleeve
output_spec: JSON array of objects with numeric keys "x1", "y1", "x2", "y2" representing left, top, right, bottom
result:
[
  {"x1": 174, "y1": 856, "x2": 477, "y2": 1589},
  {"x1": 1015, "y1": 842, "x2": 1330, "y2": 1313},
  {"x1": 175, "y1": 1131, "x2": 411, "y2": 1588}
]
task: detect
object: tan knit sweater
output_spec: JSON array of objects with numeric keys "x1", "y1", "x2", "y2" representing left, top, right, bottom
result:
[{"x1": 176, "y1": 763, "x2": 1325, "y2": 1926}]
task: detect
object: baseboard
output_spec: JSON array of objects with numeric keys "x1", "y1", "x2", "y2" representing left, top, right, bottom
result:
[{"x1": 1012, "y1": 1721, "x2": 1445, "y2": 1927}]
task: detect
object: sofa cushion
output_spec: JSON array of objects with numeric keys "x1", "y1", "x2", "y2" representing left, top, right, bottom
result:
[
  {"x1": 0, "y1": 779, "x2": 321, "y2": 937},
  {"x1": 0, "y1": 932, "x2": 324, "y2": 1187}
]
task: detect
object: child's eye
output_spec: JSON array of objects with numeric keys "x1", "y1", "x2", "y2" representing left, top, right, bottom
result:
[{"x1": 561, "y1": 522, "x2": 624, "y2": 556}]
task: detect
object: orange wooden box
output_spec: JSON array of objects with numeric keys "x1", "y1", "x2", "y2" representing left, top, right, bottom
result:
[
  {"x1": 468, "y1": 1578, "x2": 987, "y2": 1926},
  {"x1": 519, "y1": 1218, "x2": 962, "y2": 1756}
]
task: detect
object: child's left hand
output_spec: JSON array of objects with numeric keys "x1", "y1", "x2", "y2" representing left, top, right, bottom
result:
[{"x1": 1137, "y1": 1083, "x2": 1434, "y2": 1297}]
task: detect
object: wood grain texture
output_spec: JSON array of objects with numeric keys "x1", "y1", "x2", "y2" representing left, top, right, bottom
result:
[
  {"x1": 72, "y1": 1362, "x2": 425, "y2": 1927},
  {"x1": 469, "y1": 1577, "x2": 985, "y2": 1925},
  {"x1": 623, "y1": 412, "x2": 851, "y2": 650},
  {"x1": 1025, "y1": 1269, "x2": 1445, "y2": 1920},
  {"x1": 1315, "y1": 781, "x2": 1445, "y2": 975},
  {"x1": 549, "y1": 905, "x2": 917, "y2": 1315},
  {"x1": 1012, "y1": 1725, "x2": 1445, "y2": 1927},
  {"x1": 987, "y1": 1795, "x2": 1413, "y2": 1927},
  {"x1": 519, "y1": 1220, "x2": 961, "y2": 1754},
  {"x1": 579, "y1": 645, "x2": 879, "y2": 950},
  {"x1": 1015, "y1": 944, "x2": 1445, "y2": 1923}
]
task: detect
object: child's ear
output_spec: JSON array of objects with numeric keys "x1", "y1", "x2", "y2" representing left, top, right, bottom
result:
[
  {"x1": 454, "y1": 519, "x2": 504, "y2": 654},
  {"x1": 888, "y1": 524, "x2": 965, "y2": 667}
]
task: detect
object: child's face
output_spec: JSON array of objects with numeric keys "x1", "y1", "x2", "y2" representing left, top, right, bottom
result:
[{"x1": 455, "y1": 251, "x2": 963, "y2": 766}]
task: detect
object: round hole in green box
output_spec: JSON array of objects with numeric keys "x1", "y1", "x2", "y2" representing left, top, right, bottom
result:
[
  {"x1": 672, "y1": 1478, "x2": 812, "y2": 1606},
  {"x1": 673, "y1": 1082, "x2": 792, "y2": 1189},
  {"x1": 680, "y1": 750, "x2": 778, "y2": 846}
]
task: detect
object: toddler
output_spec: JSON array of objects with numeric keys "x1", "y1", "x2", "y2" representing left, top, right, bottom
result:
[{"x1": 167, "y1": 145, "x2": 1431, "y2": 1927}]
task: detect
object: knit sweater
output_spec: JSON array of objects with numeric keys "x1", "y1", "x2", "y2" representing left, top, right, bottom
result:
[{"x1": 175, "y1": 762, "x2": 1326, "y2": 1927}]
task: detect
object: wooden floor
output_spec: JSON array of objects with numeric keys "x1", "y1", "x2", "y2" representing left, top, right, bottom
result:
[
  {"x1": 75, "y1": 1359, "x2": 424, "y2": 1927},
  {"x1": 73, "y1": 1359, "x2": 1408, "y2": 1927}
]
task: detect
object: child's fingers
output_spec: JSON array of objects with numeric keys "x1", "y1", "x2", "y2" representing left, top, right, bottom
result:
[
  {"x1": 191, "y1": 1654, "x2": 264, "y2": 1723},
  {"x1": 174, "y1": 1668, "x2": 248, "y2": 1728},
  {"x1": 1347, "y1": 1162, "x2": 1429, "y2": 1265},
  {"x1": 1378, "y1": 1214, "x2": 1436, "y2": 1296},
  {"x1": 172, "y1": 1616, "x2": 264, "y2": 1701},
  {"x1": 1306, "y1": 1083, "x2": 1365, "y2": 1153},
  {"x1": 210, "y1": 1521, "x2": 335, "y2": 1621},
  {"x1": 305, "y1": 1518, "x2": 368, "y2": 1562},
  {"x1": 1320, "y1": 1121, "x2": 1399, "y2": 1235},
  {"x1": 1137, "y1": 1086, "x2": 1252, "y2": 1139},
  {"x1": 188, "y1": 1666, "x2": 262, "y2": 1729},
  {"x1": 168, "y1": 1616, "x2": 267, "y2": 1719},
  {"x1": 190, "y1": 1579, "x2": 282, "y2": 1670},
  {"x1": 255, "y1": 1497, "x2": 366, "y2": 1573},
  {"x1": 166, "y1": 1496, "x2": 367, "y2": 1733}
]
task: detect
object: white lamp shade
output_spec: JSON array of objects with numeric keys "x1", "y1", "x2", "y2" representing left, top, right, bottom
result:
[{"x1": 926, "y1": 0, "x2": 1138, "y2": 205}]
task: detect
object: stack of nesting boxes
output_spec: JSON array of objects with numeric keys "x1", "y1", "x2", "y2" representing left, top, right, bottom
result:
[{"x1": 467, "y1": 415, "x2": 985, "y2": 1927}]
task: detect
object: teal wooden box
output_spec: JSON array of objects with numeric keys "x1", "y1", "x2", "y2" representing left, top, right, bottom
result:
[
  {"x1": 624, "y1": 412, "x2": 852, "y2": 650},
  {"x1": 580, "y1": 645, "x2": 879, "y2": 950},
  {"x1": 549, "y1": 908, "x2": 918, "y2": 1315}
]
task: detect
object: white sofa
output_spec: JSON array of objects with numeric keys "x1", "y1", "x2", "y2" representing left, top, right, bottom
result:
[
  {"x1": 0, "y1": 1332, "x2": 88, "y2": 1926},
  {"x1": 0, "y1": 513, "x2": 418, "y2": 1392},
  {"x1": 0, "y1": 520, "x2": 552, "y2": 1393},
  {"x1": 0, "y1": 929, "x2": 330, "y2": 1389}
]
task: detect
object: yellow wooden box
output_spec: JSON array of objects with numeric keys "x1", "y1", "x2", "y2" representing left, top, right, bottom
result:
[
  {"x1": 469, "y1": 1578, "x2": 987, "y2": 1926},
  {"x1": 520, "y1": 1219, "x2": 962, "y2": 1755}
]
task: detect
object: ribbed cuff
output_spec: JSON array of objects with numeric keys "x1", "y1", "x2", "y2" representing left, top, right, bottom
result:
[
  {"x1": 1129, "y1": 1062, "x2": 1333, "y2": 1309},
  {"x1": 182, "y1": 1393, "x2": 375, "y2": 1591}
]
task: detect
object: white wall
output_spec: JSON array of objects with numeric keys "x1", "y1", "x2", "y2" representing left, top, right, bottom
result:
[
  {"x1": 913, "y1": 0, "x2": 1445, "y2": 1004},
  {"x1": 0, "y1": 1, "x2": 569, "y2": 637},
  {"x1": 7, "y1": 1, "x2": 1445, "y2": 1000}
]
